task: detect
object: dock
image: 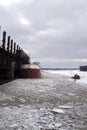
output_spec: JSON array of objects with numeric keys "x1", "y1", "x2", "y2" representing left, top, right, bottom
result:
[{"x1": 0, "y1": 31, "x2": 30, "y2": 84}]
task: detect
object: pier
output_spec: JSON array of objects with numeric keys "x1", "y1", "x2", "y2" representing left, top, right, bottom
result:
[{"x1": 0, "y1": 31, "x2": 30, "y2": 84}]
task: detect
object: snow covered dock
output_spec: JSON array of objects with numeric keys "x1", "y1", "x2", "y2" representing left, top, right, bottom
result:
[{"x1": 0, "y1": 70, "x2": 87, "y2": 130}]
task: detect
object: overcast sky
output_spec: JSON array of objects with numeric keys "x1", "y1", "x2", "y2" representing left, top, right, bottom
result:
[{"x1": 0, "y1": 0, "x2": 87, "y2": 68}]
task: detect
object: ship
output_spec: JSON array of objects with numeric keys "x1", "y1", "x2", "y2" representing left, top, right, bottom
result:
[
  {"x1": 80, "y1": 65, "x2": 87, "y2": 71},
  {"x1": 20, "y1": 62, "x2": 41, "y2": 78}
]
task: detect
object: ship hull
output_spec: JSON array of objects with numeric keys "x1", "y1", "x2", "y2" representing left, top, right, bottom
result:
[
  {"x1": 21, "y1": 69, "x2": 41, "y2": 78},
  {"x1": 21, "y1": 64, "x2": 41, "y2": 78}
]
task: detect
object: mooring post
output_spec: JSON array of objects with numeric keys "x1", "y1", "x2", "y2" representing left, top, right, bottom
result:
[
  {"x1": 2, "y1": 31, "x2": 6, "y2": 49},
  {"x1": 1, "y1": 31, "x2": 6, "y2": 69},
  {"x1": 7, "y1": 36, "x2": 10, "y2": 67},
  {"x1": 7, "y1": 36, "x2": 10, "y2": 53},
  {"x1": 17, "y1": 45, "x2": 19, "y2": 51},
  {"x1": 14, "y1": 42, "x2": 16, "y2": 55},
  {"x1": 11, "y1": 39, "x2": 13, "y2": 54}
]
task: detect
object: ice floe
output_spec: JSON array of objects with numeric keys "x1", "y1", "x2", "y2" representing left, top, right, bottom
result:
[
  {"x1": 58, "y1": 105, "x2": 73, "y2": 109},
  {"x1": 52, "y1": 108, "x2": 65, "y2": 114}
]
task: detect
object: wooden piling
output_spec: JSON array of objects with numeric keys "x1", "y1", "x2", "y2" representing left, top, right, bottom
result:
[
  {"x1": 7, "y1": 36, "x2": 10, "y2": 67},
  {"x1": 14, "y1": 42, "x2": 16, "y2": 55},
  {"x1": 2, "y1": 31, "x2": 6, "y2": 49},
  {"x1": 7, "y1": 36, "x2": 10, "y2": 53},
  {"x1": 11, "y1": 39, "x2": 13, "y2": 54},
  {"x1": 0, "y1": 30, "x2": 30, "y2": 82}
]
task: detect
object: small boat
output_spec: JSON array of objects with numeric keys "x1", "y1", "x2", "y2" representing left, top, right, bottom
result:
[{"x1": 21, "y1": 62, "x2": 41, "y2": 78}]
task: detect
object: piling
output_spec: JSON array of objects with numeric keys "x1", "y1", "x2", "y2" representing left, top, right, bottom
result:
[{"x1": 0, "y1": 30, "x2": 30, "y2": 84}]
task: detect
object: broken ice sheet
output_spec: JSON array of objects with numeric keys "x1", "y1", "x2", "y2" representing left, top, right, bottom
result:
[{"x1": 52, "y1": 108, "x2": 65, "y2": 114}]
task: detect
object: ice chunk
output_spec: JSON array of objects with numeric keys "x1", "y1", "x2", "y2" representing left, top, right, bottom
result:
[
  {"x1": 68, "y1": 93, "x2": 76, "y2": 96},
  {"x1": 58, "y1": 105, "x2": 73, "y2": 109},
  {"x1": 48, "y1": 123, "x2": 55, "y2": 129},
  {"x1": 19, "y1": 98, "x2": 25, "y2": 103},
  {"x1": 52, "y1": 108, "x2": 65, "y2": 114},
  {"x1": 10, "y1": 123, "x2": 18, "y2": 128},
  {"x1": 55, "y1": 123, "x2": 62, "y2": 127}
]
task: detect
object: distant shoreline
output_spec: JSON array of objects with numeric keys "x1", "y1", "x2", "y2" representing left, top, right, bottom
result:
[{"x1": 41, "y1": 68, "x2": 79, "y2": 70}]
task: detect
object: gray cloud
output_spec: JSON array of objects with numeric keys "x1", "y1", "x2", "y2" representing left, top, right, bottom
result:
[{"x1": 0, "y1": 0, "x2": 87, "y2": 68}]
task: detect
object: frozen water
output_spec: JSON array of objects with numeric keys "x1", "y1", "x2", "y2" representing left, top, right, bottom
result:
[
  {"x1": 0, "y1": 70, "x2": 87, "y2": 130},
  {"x1": 48, "y1": 69, "x2": 87, "y2": 85}
]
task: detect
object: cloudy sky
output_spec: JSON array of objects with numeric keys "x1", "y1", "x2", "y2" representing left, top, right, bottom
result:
[{"x1": 0, "y1": 0, "x2": 87, "y2": 68}]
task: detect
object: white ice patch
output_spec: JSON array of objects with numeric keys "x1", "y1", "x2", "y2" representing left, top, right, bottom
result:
[
  {"x1": 19, "y1": 98, "x2": 25, "y2": 103},
  {"x1": 55, "y1": 123, "x2": 62, "y2": 127},
  {"x1": 52, "y1": 108, "x2": 65, "y2": 114},
  {"x1": 48, "y1": 123, "x2": 54, "y2": 129},
  {"x1": 68, "y1": 93, "x2": 76, "y2": 96},
  {"x1": 58, "y1": 105, "x2": 73, "y2": 109},
  {"x1": 38, "y1": 89, "x2": 45, "y2": 92},
  {"x1": 10, "y1": 123, "x2": 18, "y2": 128},
  {"x1": 46, "y1": 123, "x2": 62, "y2": 129},
  {"x1": 59, "y1": 128, "x2": 67, "y2": 130}
]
